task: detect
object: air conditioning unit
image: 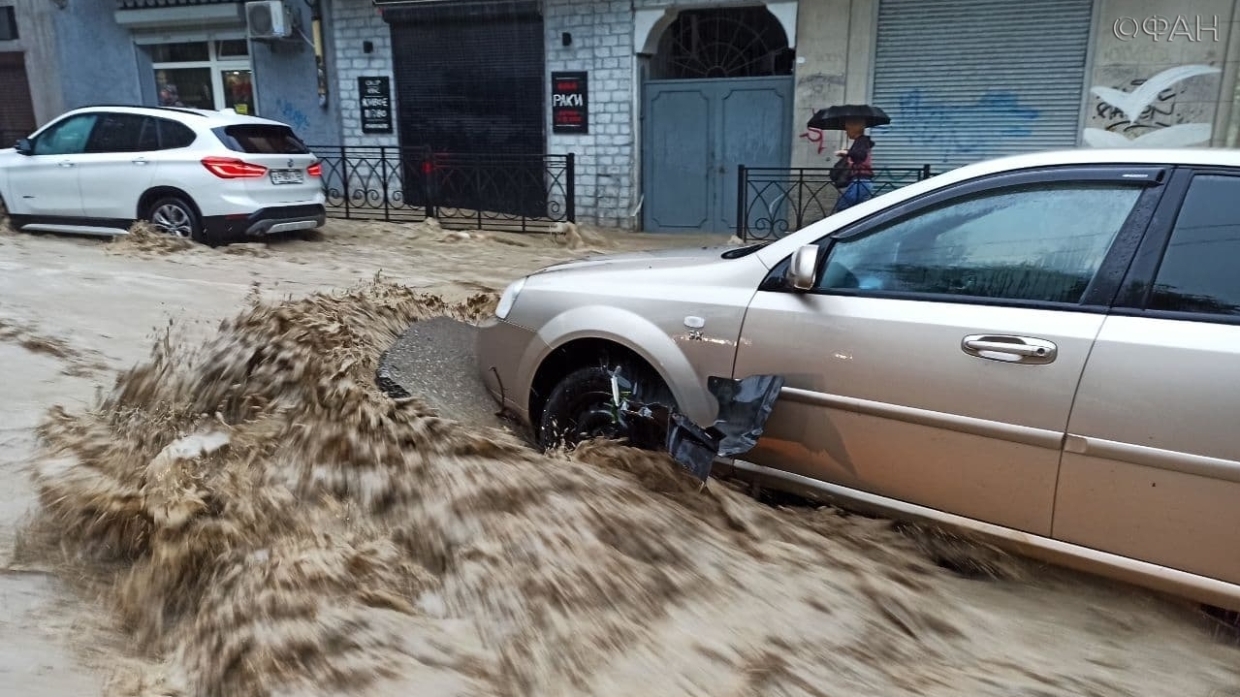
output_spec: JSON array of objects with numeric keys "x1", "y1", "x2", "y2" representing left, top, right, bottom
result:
[{"x1": 246, "y1": 0, "x2": 294, "y2": 41}]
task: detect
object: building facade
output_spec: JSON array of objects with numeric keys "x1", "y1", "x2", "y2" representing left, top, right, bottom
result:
[
  {"x1": 1, "y1": 0, "x2": 340, "y2": 145},
  {"x1": 4, "y1": 1, "x2": 1240, "y2": 232},
  {"x1": 327, "y1": 0, "x2": 1240, "y2": 231}
]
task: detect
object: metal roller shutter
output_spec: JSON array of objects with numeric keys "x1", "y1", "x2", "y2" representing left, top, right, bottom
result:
[
  {"x1": 870, "y1": 0, "x2": 1093, "y2": 171},
  {"x1": 385, "y1": 1, "x2": 546, "y2": 217},
  {"x1": 386, "y1": 1, "x2": 545, "y2": 157}
]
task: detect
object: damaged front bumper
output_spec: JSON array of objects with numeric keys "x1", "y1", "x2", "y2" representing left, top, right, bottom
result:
[{"x1": 610, "y1": 372, "x2": 786, "y2": 483}]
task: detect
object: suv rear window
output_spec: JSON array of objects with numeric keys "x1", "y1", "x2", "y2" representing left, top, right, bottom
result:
[{"x1": 212, "y1": 124, "x2": 309, "y2": 154}]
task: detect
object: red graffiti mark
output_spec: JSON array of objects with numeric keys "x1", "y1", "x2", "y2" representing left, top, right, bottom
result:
[{"x1": 799, "y1": 125, "x2": 826, "y2": 154}]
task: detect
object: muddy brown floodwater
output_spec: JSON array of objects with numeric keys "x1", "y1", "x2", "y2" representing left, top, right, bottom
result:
[{"x1": 1, "y1": 220, "x2": 1238, "y2": 697}]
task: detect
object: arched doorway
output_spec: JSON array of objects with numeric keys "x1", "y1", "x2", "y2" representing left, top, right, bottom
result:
[{"x1": 641, "y1": 6, "x2": 794, "y2": 233}]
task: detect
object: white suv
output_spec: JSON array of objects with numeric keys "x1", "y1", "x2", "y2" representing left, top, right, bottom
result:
[{"x1": 0, "y1": 105, "x2": 326, "y2": 245}]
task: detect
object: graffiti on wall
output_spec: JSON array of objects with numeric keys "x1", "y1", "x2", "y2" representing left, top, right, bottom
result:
[
  {"x1": 873, "y1": 90, "x2": 1041, "y2": 163},
  {"x1": 275, "y1": 97, "x2": 312, "y2": 133},
  {"x1": 799, "y1": 116, "x2": 829, "y2": 155},
  {"x1": 1082, "y1": 64, "x2": 1221, "y2": 147}
]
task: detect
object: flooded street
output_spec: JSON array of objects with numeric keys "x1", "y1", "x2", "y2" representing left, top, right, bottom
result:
[{"x1": 1, "y1": 221, "x2": 1238, "y2": 697}]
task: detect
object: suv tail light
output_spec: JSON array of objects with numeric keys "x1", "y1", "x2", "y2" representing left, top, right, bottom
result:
[
  {"x1": 307, "y1": 161, "x2": 322, "y2": 178},
  {"x1": 201, "y1": 156, "x2": 268, "y2": 179}
]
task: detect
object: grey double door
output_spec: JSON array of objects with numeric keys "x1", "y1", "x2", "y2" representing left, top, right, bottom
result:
[{"x1": 642, "y1": 76, "x2": 792, "y2": 233}]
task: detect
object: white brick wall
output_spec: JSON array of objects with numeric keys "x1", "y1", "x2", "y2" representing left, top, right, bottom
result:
[
  {"x1": 545, "y1": 0, "x2": 639, "y2": 228},
  {"x1": 330, "y1": 0, "x2": 399, "y2": 149}
]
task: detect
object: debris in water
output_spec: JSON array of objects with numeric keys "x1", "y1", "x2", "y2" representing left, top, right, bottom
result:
[{"x1": 107, "y1": 222, "x2": 198, "y2": 255}]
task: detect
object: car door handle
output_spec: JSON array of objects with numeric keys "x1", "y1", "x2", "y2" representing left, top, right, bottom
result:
[
  {"x1": 132, "y1": 158, "x2": 148, "y2": 166},
  {"x1": 58, "y1": 161, "x2": 74, "y2": 168},
  {"x1": 962, "y1": 334, "x2": 1057, "y2": 364}
]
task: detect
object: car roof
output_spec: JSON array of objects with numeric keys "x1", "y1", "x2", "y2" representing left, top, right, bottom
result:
[
  {"x1": 60, "y1": 104, "x2": 291, "y2": 128},
  {"x1": 755, "y1": 146, "x2": 1240, "y2": 267}
]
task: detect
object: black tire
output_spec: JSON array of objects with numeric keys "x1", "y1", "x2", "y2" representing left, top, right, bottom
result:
[
  {"x1": 146, "y1": 196, "x2": 205, "y2": 243},
  {"x1": 537, "y1": 360, "x2": 675, "y2": 451}
]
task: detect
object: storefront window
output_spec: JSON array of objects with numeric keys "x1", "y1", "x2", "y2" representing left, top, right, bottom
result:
[
  {"x1": 148, "y1": 38, "x2": 254, "y2": 114},
  {"x1": 156, "y1": 68, "x2": 213, "y2": 109},
  {"x1": 222, "y1": 69, "x2": 254, "y2": 115}
]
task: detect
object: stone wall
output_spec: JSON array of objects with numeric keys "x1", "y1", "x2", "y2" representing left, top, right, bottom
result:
[{"x1": 1086, "y1": 0, "x2": 1236, "y2": 148}]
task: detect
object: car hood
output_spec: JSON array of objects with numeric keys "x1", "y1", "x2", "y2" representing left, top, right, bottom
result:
[{"x1": 534, "y1": 245, "x2": 757, "y2": 276}]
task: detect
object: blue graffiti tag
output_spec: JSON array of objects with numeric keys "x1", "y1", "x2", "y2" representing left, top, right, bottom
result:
[
  {"x1": 275, "y1": 98, "x2": 312, "y2": 132},
  {"x1": 871, "y1": 90, "x2": 1041, "y2": 163}
]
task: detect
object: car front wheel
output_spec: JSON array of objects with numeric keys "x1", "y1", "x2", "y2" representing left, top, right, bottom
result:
[
  {"x1": 147, "y1": 196, "x2": 203, "y2": 242},
  {"x1": 537, "y1": 360, "x2": 676, "y2": 451}
]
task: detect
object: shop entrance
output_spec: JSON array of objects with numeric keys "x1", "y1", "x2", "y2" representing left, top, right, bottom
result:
[{"x1": 641, "y1": 6, "x2": 794, "y2": 233}]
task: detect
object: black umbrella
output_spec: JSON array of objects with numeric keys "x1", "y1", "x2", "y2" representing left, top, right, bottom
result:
[{"x1": 808, "y1": 104, "x2": 891, "y2": 130}]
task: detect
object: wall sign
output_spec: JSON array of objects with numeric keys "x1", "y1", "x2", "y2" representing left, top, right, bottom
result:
[
  {"x1": 551, "y1": 71, "x2": 588, "y2": 134},
  {"x1": 359, "y1": 76, "x2": 393, "y2": 134}
]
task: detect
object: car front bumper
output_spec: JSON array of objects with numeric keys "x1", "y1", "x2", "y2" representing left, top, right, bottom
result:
[
  {"x1": 202, "y1": 204, "x2": 326, "y2": 241},
  {"x1": 475, "y1": 315, "x2": 546, "y2": 424}
]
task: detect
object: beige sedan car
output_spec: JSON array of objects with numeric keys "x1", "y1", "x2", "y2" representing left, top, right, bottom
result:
[{"x1": 476, "y1": 148, "x2": 1240, "y2": 612}]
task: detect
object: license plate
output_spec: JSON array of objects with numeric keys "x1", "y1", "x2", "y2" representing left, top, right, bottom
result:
[{"x1": 270, "y1": 169, "x2": 304, "y2": 185}]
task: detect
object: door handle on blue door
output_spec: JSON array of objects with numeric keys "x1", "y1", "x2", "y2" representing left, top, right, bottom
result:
[{"x1": 962, "y1": 334, "x2": 1057, "y2": 364}]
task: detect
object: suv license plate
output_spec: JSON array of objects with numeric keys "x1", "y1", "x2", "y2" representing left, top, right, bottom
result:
[{"x1": 270, "y1": 169, "x2": 304, "y2": 185}]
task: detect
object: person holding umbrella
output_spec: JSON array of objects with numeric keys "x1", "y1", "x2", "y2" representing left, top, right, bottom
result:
[{"x1": 808, "y1": 104, "x2": 890, "y2": 213}]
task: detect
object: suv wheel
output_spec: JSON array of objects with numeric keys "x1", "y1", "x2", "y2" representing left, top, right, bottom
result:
[{"x1": 147, "y1": 196, "x2": 202, "y2": 242}]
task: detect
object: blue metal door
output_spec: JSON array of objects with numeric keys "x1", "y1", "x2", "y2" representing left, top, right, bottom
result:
[{"x1": 642, "y1": 76, "x2": 792, "y2": 233}]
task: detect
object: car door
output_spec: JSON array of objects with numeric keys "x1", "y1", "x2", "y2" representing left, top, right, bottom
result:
[
  {"x1": 1054, "y1": 167, "x2": 1240, "y2": 586},
  {"x1": 8, "y1": 113, "x2": 98, "y2": 217},
  {"x1": 77, "y1": 112, "x2": 158, "y2": 221},
  {"x1": 733, "y1": 166, "x2": 1164, "y2": 536}
]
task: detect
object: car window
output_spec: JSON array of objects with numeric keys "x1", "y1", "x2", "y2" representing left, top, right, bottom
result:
[
  {"x1": 816, "y1": 182, "x2": 1144, "y2": 305},
  {"x1": 1147, "y1": 174, "x2": 1240, "y2": 317},
  {"x1": 212, "y1": 124, "x2": 309, "y2": 154},
  {"x1": 84, "y1": 113, "x2": 149, "y2": 153},
  {"x1": 156, "y1": 118, "x2": 197, "y2": 149},
  {"x1": 32, "y1": 114, "x2": 99, "y2": 156}
]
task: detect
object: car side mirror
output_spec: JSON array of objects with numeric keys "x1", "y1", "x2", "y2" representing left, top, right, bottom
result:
[
  {"x1": 14, "y1": 138, "x2": 32, "y2": 156},
  {"x1": 785, "y1": 244, "x2": 822, "y2": 291}
]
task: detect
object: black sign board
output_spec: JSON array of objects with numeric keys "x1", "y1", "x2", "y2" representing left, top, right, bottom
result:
[
  {"x1": 358, "y1": 76, "x2": 393, "y2": 134},
  {"x1": 551, "y1": 71, "x2": 588, "y2": 135}
]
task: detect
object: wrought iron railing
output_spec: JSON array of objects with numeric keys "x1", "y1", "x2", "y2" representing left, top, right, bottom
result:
[
  {"x1": 308, "y1": 145, "x2": 575, "y2": 232},
  {"x1": 737, "y1": 164, "x2": 934, "y2": 241}
]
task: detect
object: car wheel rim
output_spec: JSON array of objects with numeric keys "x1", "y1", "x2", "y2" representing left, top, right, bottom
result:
[
  {"x1": 576, "y1": 405, "x2": 621, "y2": 440},
  {"x1": 152, "y1": 204, "x2": 193, "y2": 238}
]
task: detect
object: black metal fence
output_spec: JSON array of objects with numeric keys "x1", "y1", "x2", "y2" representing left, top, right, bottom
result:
[
  {"x1": 737, "y1": 164, "x2": 934, "y2": 241},
  {"x1": 309, "y1": 145, "x2": 575, "y2": 232}
]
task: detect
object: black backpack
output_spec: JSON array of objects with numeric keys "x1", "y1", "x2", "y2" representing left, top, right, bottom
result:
[{"x1": 830, "y1": 155, "x2": 854, "y2": 190}]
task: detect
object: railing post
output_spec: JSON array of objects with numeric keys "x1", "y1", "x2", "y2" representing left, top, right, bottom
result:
[
  {"x1": 795, "y1": 167, "x2": 805, "y2": 231},
  {"x1": 341, "y1": 145, "x2": 351, "y2": 220},
  {"x1": 566, "y1": 153, "x2": 576, "y2": 224},
  {"x1": 422, "y1": 151, "x2": 435, "y2": 220},
  {"x1": 380, "y1": 146, "x2": 390, "y2": 222},
  {"x1": 921, "y1": 164, "x2": 931, "y2": 180},
  {"x1": 735, "y1": 164, "x2": 746, "y2": 241}
]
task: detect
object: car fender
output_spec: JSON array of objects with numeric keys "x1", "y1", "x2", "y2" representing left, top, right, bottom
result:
[{"x1": 534, "y1": 304, "x2": 717, "y2": 425}]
